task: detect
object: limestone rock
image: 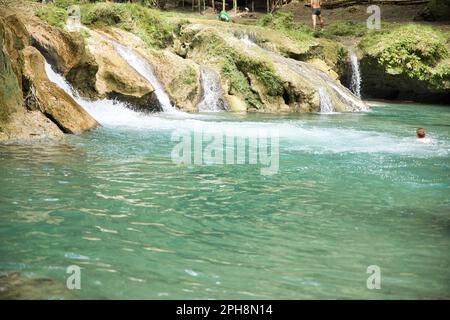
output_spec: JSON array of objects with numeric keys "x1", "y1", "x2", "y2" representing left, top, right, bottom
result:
[
  {"x1": 87, "y1": 30, "x2": 157, "y2": 111},
  {"x1": 22, "y1": 46, "x2": 98, "y2": 134},
  {"x1": 26, "y1": 20, "x2": 98, "y2": 98},
  {"x1": 99, "y1": 28, "x2": 202, "y2": 112},
  {"x1": 181, "y1": 24, "x2": 367, "y2": 112},
  {"x1": 0, "y1": 17, "x2": 24, "y2": 126}
]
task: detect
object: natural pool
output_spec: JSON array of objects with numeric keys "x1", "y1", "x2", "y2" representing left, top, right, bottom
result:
[{"x1": 0, "y1": 103, "x2": 449, "y2": 299}]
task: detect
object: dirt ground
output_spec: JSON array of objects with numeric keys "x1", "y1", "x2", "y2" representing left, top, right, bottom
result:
[{"x1": 279, "y1": 2, "x2": 427, "y2": 23}]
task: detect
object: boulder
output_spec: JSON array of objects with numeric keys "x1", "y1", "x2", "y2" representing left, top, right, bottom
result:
[
  {"x1": 21, "y1": 46, "x2": 99, "y2": 134},
  {"x1": 0, "y1": 16, "x2": 64, "y2": 142},
  {"x1": 0, "y1": 110, "x2": 64, "y2": 143},
  {"x1": 357, "y1": 24, "x2": 450, "y2": 103},
  {"x1": 26, "y1": 20, "x2": 98, "y2": 98},
  {"x1": 0, "y1": 17, "x2": 24, "y2": 125},
  {"x1": 147, "y1": 50, "x2": 201, "y2": 112},
  {"x1": 99, "y1": 27, "x2": 202, "y2": 112},
  {"x1": 87, "y1": 30, "x2": 158, "y2": 111},
  {"x1": 1, "y1": 14, "x2": 30, "y2": 88}
]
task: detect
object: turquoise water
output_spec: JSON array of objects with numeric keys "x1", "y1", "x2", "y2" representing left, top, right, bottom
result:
[{"x1": 0, "y1": 103, "x2": 449, "y2": 299}]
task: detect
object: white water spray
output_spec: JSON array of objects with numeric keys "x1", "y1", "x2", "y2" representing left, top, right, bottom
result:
[
  {"x1": 349, "y1": 50, "x2": 362, "y2": 98},
  {"x1": 239, "y1": 33, "x2": 256, "y2": 47},
  {"x1": 109, "y1": 40, "x2": 179, "y2": 114},
  {"x1": 319, "y1": 87, "x2": 334, "y2": 114},
  {"x1": 198, "y1": 68, "x2": 227, "y2": 112},
  {"x1": 43, "y1": 61, "x2": 446, "y2": 157}
]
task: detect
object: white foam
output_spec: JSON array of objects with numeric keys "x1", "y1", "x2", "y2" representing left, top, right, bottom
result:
[
  {"x1": 198, "y1": 67, "x2": 227, "y2": 112},
  {"x1": 349, "y1": 49, "x2": 362, "y2": 98},
  {"x1": 110, "y1": 40, "x2": 180, "y2": 114},
  {"x1": 44, "y1": 60, "x2": 448, "y2": 157}
]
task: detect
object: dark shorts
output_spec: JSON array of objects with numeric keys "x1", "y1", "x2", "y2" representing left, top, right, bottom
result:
[{"x1": 312, "y1": 8, "x2": 321, "y2": 16}]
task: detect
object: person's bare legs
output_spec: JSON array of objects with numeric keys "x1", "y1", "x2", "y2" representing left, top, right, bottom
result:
[
  {"x1": 319, "y1": 15, "x2": 324, "y2": 29},
  {"x1": 312, "y1": 14, "x2": 317, "y2": 30}
]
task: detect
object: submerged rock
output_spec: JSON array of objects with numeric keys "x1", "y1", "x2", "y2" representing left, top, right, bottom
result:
[{"x1": 0, "y1": 271, "x2": 77, "y2": 300}]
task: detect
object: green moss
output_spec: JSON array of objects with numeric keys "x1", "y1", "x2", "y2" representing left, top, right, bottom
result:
[
  {"x1": 222, "y1": 59, "x2": 261, "y2": 108},
  {"x1": 257, "y1": 12, "x2": 314, "y2": 44},
  {"x1": 50, "y1": 0, "x2": 81, "y2": 9},
  {"x1": 190, "y1": 27, "x2": 284, "y2": 108},
  {"x1": 190, "y1": 30, "x2": 226, "y2": 57},
  {"x1": 182, "y1": 65, "x2": 197, "y2": 86},
  {"x1": 359, "y1": 24, "x2": 449, "y2": 88},
  {"x1": 421, "y1": 0, "x2": 450, "y2": 21},
  {"x1": 35, "y1": 5, "x2": 68, "y2": 29},
  {"x1": 80, "y1": 3, "x2": 173, "y2": 49},
  {"x1": 322, "y1": 21, "x2": 367, "y2": 39},
  {"x1": 80, "y1": 28, "x2": 90, "y2": 40},
  {"x1": 235, "y1": 58, "x2": 283, "y2": 97}
]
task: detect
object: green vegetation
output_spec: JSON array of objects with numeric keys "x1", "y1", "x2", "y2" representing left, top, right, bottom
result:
[
  {"x1": 222, "y1": 58, "x2": 261, "y2": 108},
  {"x1": 420, "y1": 0, "x2": 450, "y2": 21},
  {"x1": 182, "y1": 65, "x2": 197, "y2": 86},
  {"x1": 80, "y1": 28, "x2": 90, "y2": 40},
  {"x1": 257, "y1": 12, "x2": 314, "y2": 44},
  {"x1": 80, "y1": 2, "x2": 173, "y2": 49},
  {"x1": 322, "y1": 21, "x2": 367, "y2": 39},
  {"x1": 35, "y1": 5, "x2": 68, "y2": 29},
  {"x1": 189, "y1": 27, "x2": 284, "y2": 108},
  {"x1": 359, "y1": 24, "x2": 450, "y2": 88}
]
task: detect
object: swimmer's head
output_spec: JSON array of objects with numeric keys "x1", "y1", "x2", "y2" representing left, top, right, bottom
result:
[{"x1": 416, "y1": 128, "x2": 426, "y2": 139}]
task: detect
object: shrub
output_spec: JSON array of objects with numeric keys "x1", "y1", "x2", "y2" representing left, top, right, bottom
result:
[
  {"x1": 359, "y1": 24, "x2": 450, "y2": 88},
  {"x1": 80, "y1": 3, "x2": 173, "y2": 49},
  {"x1": 322, "y1": 21, "x2": 367, "y2": 38},
  {"x1": 35, "y1": 5, "x2": 68, "y2": 29}
]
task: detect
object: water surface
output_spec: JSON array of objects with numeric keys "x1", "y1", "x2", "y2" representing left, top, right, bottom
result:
[{"x1": 0, "y1": 103, "x2": 449, "y2": 299}]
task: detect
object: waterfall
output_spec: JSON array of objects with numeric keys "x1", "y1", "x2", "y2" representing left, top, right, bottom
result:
[
  {"x1": 44, "y1": 61, "x2": 135, "y2": 125},
  {"x1": 319, "y1": 87, "x2": 333, "y2": 114},
  {"x1": 236, "y1": 36, "x2": 368, "y2": 112},
  {"x1": 108, "y1": 39, "x2": 179, "y2": 114},
  {"x1": 45, "y1": 62, "x2": 75, "y2": 98},
  {"x1": 349, "y1": 49, "x2": 362, "y2": 98},
  {"x1": 239, "y1": 33, "x2": 257, "y2": 47},
  {"x1": 198, "y1": 67, "x2": 227, "y2": 112}
]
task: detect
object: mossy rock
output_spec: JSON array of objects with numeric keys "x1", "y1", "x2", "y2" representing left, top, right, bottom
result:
[
  {"x1": 80, "y1": 2, "x2": 173, "y2": 49},
  {"x1": 358, "y1": 24, "x2": 450, "y2": 102}
]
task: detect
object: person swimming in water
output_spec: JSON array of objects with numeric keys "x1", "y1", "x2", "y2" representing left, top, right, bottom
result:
[
  {"x1": 311, "y1": 0, "x2": 324, "y2": 31},
  {"x1": 416, "y1": 128, "x2": 431, "y2": 143}
]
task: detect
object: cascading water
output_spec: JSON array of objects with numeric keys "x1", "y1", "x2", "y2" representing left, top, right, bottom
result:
[
  {"x1": 198, "y1": 67, "x2": 227, "y2": 112},
  {"x1": 235, "y1": 33, "x2": 368, "y2": 112},
  {"x1": 239, "y1": 33, "x2": 257, "y2": 47},
  {"x1": 319, "y1": 87, "x2": 333, "y2": 114},
  {"x1": 44, "y1": 61, "x2": 145, "y2": 126},
  {"x1": 349, "y1": 49, "x2": 362, "y2": 98},
  {"x1": 43, "y1": 60, "x2": 444, "y2": 156},
  {"x1": 108, "y1": 39, "x2": 179, "y2": 114}
]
